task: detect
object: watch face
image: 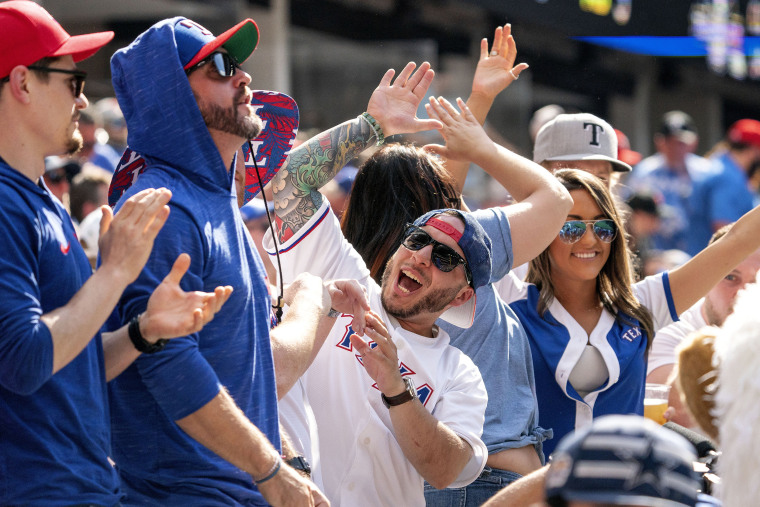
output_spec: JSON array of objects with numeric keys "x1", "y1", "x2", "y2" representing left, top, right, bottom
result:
[{"x1": 404, "y1": 377, "x2": 416, "y2": 395}]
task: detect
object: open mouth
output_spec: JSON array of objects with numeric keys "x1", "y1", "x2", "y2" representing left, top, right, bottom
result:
[
  {"x1": 397, "y1": 269, "x2": 423, "y2": 294},
  {"x1": 573, "y1": 252, "x2": 598, "y2": 259}
]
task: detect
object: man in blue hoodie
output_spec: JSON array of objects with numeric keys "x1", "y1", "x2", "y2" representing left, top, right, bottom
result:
[
  {"x1": 108, "y1": 16, "x2": 339, "y2": 506},
  {"x1": 0, "y1": 2, "x2": 234, "y2": 505}
]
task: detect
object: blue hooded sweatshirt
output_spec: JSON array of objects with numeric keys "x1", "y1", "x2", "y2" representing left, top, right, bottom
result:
[{"x1": 107, "y1": 18, "x2": 279, "y2": 505}]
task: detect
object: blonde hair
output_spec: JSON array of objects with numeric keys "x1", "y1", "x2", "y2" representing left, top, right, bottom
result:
[{"x1": 526, "y1": 169, "x2": 655, "y2": 348}]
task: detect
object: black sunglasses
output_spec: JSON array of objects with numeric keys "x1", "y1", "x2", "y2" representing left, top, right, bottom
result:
[
  {"x1": 558, "y1": 219, "x2": 618, "y2": 245},
  {"x1": 402, "y1": 224, "x2": 472, "y2": 285},
  {"x1": 186, "y1": 52, "x2": 241, "y2": 78},
  {"x1": 27, "y1": 66, "x2": 87, "y2": 98}
]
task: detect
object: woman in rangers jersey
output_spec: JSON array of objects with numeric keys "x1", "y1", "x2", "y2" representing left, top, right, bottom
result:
[{"x1": 495, "y1": 168, "x2": 760, "y2": 457}]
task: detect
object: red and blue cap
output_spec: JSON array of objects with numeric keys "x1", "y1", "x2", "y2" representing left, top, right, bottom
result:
[
  {"x1": 174, "y1": 17, "x2": 259, "y2": 70},
  {"x1": 412, "y1": 208, "x2": 492, "y2": 328},
  {"x1": 0, "y1": 0, "x2": 113, "y2": 79}
]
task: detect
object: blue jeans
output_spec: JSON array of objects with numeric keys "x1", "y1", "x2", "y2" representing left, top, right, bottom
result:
[{"x1": 423, "y1": 467, "x2": 522, "y2": 506}]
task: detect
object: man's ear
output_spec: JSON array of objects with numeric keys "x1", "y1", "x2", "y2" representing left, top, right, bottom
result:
[
  {"x1": 5, "y1": 66, "x2": 33, "y2": 104},
  {"x1": 446, "y1": 285, "x2": 475, "y2": 309}
]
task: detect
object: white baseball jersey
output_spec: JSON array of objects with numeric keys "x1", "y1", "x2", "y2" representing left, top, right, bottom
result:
[
  {"x1": 647, "y1": 299, "x2": 706, "y2": 375},
  {"x1": 264, "y1": 201, "x2": 488, "y2": 507}
]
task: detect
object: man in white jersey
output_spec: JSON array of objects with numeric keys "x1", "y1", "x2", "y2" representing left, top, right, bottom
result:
[
  {"x1": 264, "y1": 64, "x2": 502, "y2": 505},
  {"x1": 647, "y1": 223, "x2": 760, "y2": 427}
]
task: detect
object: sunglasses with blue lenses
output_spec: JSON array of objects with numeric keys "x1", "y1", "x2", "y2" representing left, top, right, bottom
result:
[
  {"x1": 402, "y1": 224, "x2": 472, "y2": 284},
  {"x1": 558, "y1": 219, "x2": 618, "y2": 245},
  {"x1": 186, "y1": 52, "x2": 241, "y2": 77}
]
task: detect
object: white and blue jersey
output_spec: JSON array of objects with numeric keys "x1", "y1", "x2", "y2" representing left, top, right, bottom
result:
[
  {"x1": 495, "y1": 272, "x2": 679, "y2": 456},
  {"x1": 264, "y1": 200, "x2": 488, "y2": 507}
]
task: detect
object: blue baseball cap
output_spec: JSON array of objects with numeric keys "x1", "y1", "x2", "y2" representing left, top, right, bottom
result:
[
  {"x1": 412, "y1": 208, "x2": 492, "y2": 328},
  {"x1": 545, "y1": 415, "x2": 701, "y2": 507},
  {"x1": 174, "y1": 17, "x2": 259, "y2": 70}
]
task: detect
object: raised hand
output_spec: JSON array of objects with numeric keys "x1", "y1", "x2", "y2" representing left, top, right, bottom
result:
[
  {"x1": 98, "y1": 188, "x2": 172, "y2": 285},
  {"x1": 325, "y1": 279, "x2": 370, "y2": 335},
  {"x1": 471, "y1": 24, "x2": 528, "y2": 101},
  {"x1": 350, "y1": 312, "x2": 405, "y2": 396},
  {"x1": 141, "y1": 253, "x2": 233, "y2": 342},
  {"x1": 366, "y1": 61, "x2": 443, "y2": 137},
  {"x1": 423, "y1": 97, "x2": 495, "y2": 163}
]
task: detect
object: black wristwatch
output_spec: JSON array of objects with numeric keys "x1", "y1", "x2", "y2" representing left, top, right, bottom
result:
[
  {"x1": 381, "y1": 377, "x2": 417, "y2": 408},
  {"x1": 286, "y1": 455, "x2": 312, "y2": 476},
  {"x1": 128, "y1": 314, "x2": 168, "y2": 354}
]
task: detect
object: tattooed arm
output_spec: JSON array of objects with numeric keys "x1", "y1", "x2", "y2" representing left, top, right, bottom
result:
[{"x1": 272, "y1": 61, "x2": 441, "y2": 242}]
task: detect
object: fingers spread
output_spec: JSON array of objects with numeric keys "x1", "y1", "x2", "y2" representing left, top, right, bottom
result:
[{"x1": 394, "y1": 61, "x2": 417, "y2": 87}]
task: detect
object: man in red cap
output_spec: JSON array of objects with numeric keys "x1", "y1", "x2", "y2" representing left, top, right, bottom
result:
[
  {"x1": 0, "y1": 1, "x2": 233, "y2": 505},
  {"x1": 688, "y1": 118, "x2": 760, "y2": 255}
]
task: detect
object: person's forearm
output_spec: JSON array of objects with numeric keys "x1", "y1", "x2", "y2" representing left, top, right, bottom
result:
[
  {"x1": 670, "y1": 204, "x2": 760, "y2": 315},
  {"x1": 176, "y1": 388, "x2": 281, "y2": 479},
  {"x1": 473, "y1": 143, "x2": 572, "y2": 266},
  {"x1": 272, "y1": 117, "x2": 373, "y2": 242},
  {"x1": 388, "y1": 399, "x2": 472, "y2": 489},
  {"x1": 41, "y1": 265, "x2": 132, "y2": 374},
  {"x1": 102, "y1": 326, "x2": 141, "y2": 381},
  {"x1": 271, "y1": 308, "x2": 335, "y2": 399},
  {"x1": 481, "y1": 464, "x2": 548, "y2": 507}
]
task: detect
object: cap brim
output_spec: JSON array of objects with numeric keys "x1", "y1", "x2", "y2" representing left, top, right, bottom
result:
[
  {"x1": 438, "y1": 294, "x2": 476, "y2": 329},
  {"x1": 545, "y1": 154, "x2": 632, "y2": 172},
  {"x1": 184, "y1": 19, "x2": 259, "y2": 69},
  {"x1": 51, "y1": 31, "x2": 115, "y2": 62}
]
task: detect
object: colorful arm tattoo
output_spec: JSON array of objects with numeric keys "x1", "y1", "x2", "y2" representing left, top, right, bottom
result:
[{"x1": 272, "y1": 116, "x2": 374, "y2": 242}]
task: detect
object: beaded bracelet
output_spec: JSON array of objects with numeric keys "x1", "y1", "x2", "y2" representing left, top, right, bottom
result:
[
  {"x1": 360, "y1": 112, "x2": 385, "y2": 146},
  {"x1": 254, "y1": 455, "x2": 282, "y2": 485}
]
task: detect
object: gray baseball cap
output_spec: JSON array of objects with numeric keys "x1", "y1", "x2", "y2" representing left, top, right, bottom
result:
[{"x1": 533, "y1": 113, "x2": 632, "y2": 172}]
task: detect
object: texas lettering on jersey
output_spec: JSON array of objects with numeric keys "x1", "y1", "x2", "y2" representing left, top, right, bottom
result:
[{"x1": 335, "y1": 315, "x2": 433, "y2": 405}]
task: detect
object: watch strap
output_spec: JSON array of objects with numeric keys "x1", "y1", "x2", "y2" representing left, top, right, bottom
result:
[
  {"x1": 381, "y1": 377, "x2": 417, "y2": 408},
  {"x1": 128, "y1": 314, "x2": 168, "y2": 354},
  {"x1": 285, "y1": 455, "x2": 312, "y2": 476}
]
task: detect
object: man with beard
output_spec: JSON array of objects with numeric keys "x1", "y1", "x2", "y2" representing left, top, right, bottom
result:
[
  {"x1": 0, "y1": 3, "x2": 234, "y2": 505},
  {"x1": 263, "y1": 68, "x2": 571, "y2": 501},
  {"x1": 107, "y1": 17, "x2": 345, "y2": 506}
]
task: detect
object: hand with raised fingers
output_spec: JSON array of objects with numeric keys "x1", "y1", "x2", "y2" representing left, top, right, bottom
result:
[
  {"x1": 140, "y1": 253, "x2": 233, "y2": 343},
  {"x1": 324, "y1": 279, "x2": 370, "y2": 335},
  {"x1": 423, "y1": 97, "x2": 496, "y2": 164},
  {"x1": 366, "y1": 61, "x2": 443, "y2": 137},
  {"x1": 471, "y1": 24, "x2": 529, "y2": 101},
  {"x1": 349, "y1": 312, "x2": 405, "y2": 396},
  {"x1": 97, "y1": 188, "x2": 172, "y2": 285}
]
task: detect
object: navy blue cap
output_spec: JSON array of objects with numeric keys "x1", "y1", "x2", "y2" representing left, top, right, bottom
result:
[
  {"x1": 546, "y1": 415, "x2": 701, "y2": 507},
  {"x1": 412, "y1": 208, "x2": 492, "y2": 328}
]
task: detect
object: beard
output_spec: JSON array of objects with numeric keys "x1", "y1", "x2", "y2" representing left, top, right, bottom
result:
[
  {"x1": 380, "y1": 258, "x2": 463, "y2": 320},
  {"x1": 197, "y1": 89, "x2": 263, "y2": 140},
  {"x1": 65, "y1": 122, "x2": 84, "y2": 156}
]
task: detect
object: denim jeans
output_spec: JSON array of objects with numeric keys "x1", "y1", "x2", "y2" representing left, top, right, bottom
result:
[{"x1": 423, "y1": 467, "x2": 522, "y2": 506}]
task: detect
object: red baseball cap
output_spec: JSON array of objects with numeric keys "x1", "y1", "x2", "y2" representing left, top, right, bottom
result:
[
  {"x1": 0, "y1": 0, "x2": 114, "y2": 79},
  {"x1": 728, "y1": 119, "x2": 760, "y2": 149},
  {"x1": 615, "y1": 128, "x2": 642, "y2": 167}
]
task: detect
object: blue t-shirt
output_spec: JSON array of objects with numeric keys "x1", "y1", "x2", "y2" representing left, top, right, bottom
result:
[
  {"x1": 438, "y1": 207, "x2": 551, "y2": 460},
  {"x1": 107, "y1": 18, "x2": 279, "y2": 505},
  {"x1": 0, "y1": 161, "x2": 120, "y2": 506},
  {"x1": 688, "y1": 151, "x2": 755, "y2": 255}
]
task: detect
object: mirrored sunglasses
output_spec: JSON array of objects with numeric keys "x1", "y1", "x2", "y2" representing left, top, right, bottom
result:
[
  {"x1": 186, "y1": 52, "x2": 241, "y2": 78},
  {"x1": 559, "y1": 219, "x2": 618, "y2": 244},
  {"x1": 26, "y1": 66, "x2": 87, "y2": 98},
  {"x1": 402, "y1": 224, "x2": 472, "y2": 284}
]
